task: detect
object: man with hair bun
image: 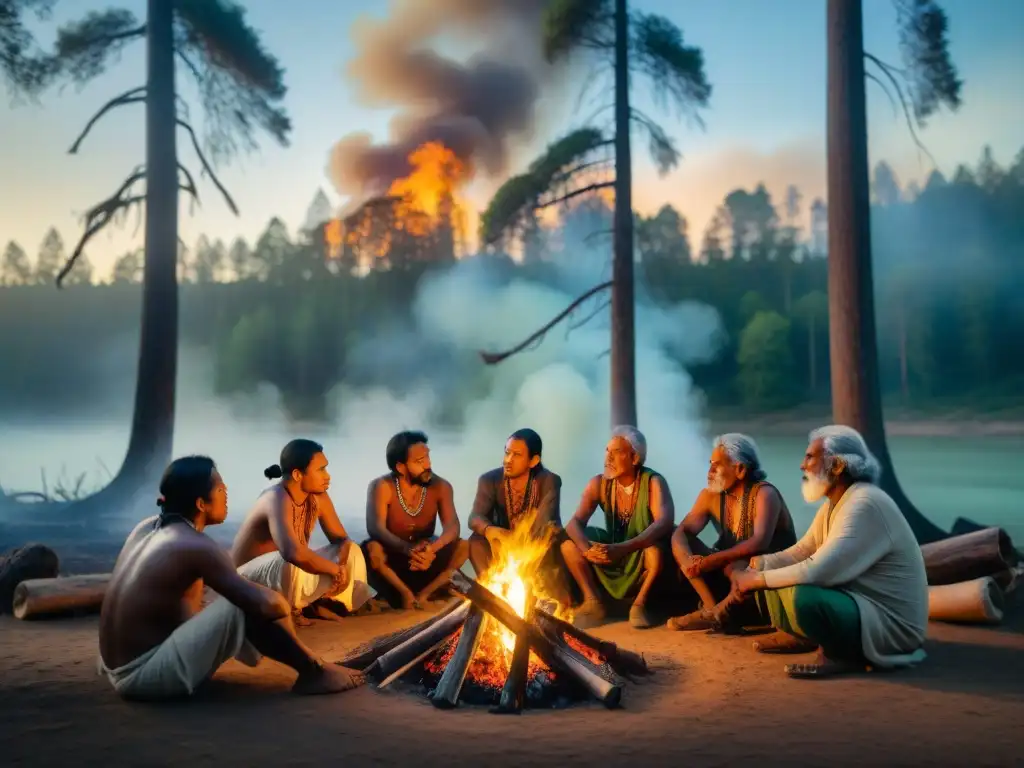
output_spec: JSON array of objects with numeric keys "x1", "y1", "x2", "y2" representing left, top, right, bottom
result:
[
  {"x1": 667, "y1": 433, "x2": 796, "y2": 633},
  {"x1": 99, "y1": 455, "x2": 365, "y2": 700},
  {"x1": 232, "y1": 439, "x2": 374, "y2": 626},
  {"x1": 731, "y1": 425, "x2": 929, "y2": 679},
  {"x1": 561, "y1": 425, "x2": 676, "y2": 630}
]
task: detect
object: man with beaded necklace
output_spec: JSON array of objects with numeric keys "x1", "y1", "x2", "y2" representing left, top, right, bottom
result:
[
  {"x1": 560, "y1": 425, "x2": 676, "y2": 629},
  {"x1": 363, "y1": 430, "x2": 469, "y2": 610},
  {"x1": 467, "y1": 428, "x2": 568, "y2": 597}
]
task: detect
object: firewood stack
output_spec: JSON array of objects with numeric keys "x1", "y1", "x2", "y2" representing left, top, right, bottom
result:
[{"x1": 340, "y1": 571, "x2": 653, "y2": 712}]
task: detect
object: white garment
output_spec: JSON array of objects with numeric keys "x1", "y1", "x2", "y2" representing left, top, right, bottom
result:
[
  {"x1": 237, "y1": 541, "x2": 374, "y2": 611},
  {"x1": 754, "y1": 483, "x2": 929, "y2": 668},
  {"x1": 97, "y1": 597, "x2": 262, "y2": 699}
]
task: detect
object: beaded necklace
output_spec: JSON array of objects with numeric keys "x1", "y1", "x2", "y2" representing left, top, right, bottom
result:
[{"x1": 394, "y1": 476, "x2": 427, "y2": 517}]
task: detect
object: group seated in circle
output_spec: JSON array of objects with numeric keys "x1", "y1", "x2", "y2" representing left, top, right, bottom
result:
[{"x1": 96, "y1": 423, "x2": 930, "y2": 700}]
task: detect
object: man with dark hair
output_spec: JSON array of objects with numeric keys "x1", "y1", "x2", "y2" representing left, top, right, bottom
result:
[
  {"x1": 363, "y1": 430, "x2": 469, "y2": 610},
  {"x1": 232, "y1": 439, "x2": 373, "y2": 626},
  {"x1": 467, "y1": 428, "x2": 565, "y2": 585},
  {"x1": 667, "y1": 433, "x2": 796, "y2": 633},
  {"x1": 99, "y1": 455, "x2": 364, "y2": 700}
]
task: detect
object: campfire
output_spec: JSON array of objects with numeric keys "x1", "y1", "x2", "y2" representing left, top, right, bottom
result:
[{"x1": 341, "y1": 518, "x2": 651, "y2": 712}]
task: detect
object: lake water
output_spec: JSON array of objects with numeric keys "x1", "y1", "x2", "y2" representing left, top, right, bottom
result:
[{"x1": 2, "y1": 415, "x2": 1022, "y2": 549}]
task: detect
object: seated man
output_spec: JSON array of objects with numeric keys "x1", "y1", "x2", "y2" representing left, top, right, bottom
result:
[
  {"x1": 668, "y1": 433, "x2": 796, "y2": 632},
  {"x1": 730, "y1": 425, "x2": 929, "y2": 679},
  {"x1": 363, "y1": 430, "x2": 469, "y2": 610},
  {"x1": 560, "y1": 425, "x2": 675, "y2": 630},
  {"x1": 98, "y1": 455, "x2": 363, "y2": 700},
  {"x1": 232, "y1": 439, "x2": 373, "y2": 626},
  {"x1": 467, "y1": 428, "x2": 567, "y2": 597}
]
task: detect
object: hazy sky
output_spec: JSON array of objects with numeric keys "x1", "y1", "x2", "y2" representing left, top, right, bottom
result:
[{"x1": 2, "y1": 0, "x2": 1021, "y2": 277}]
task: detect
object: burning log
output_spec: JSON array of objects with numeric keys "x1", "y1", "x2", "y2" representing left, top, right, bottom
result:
[
  {"x1": 921, "y1": 527, "x2": 1018, "y2": 586},
  {"x1": 365, "y1": 601, "x2": 472, "y2": 683},
  {"x1": 340, "y1": 598, "x2": 463, "y2": 670},
  {"x1": 534, "y1": 607, "x2": 651, "y2": 678},
  {"x1": 449, "y1": 571, "x2": 623, "y2": 709},
  {"x1": 430, "y1": 607, "x2": 489, "y2": 709},
  {"x1": 492, "y1": 587, "x2": 537, "y2": 715},
  {"x1": 12, "y1": 573, "x2": 110, "y2": 620},
  {"x1": 378, "y1": 636, "x2": 452, "y2": 690}
]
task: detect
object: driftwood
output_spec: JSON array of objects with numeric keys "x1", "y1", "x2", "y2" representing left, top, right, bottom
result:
[
  {"x1": 449, "y1": 571, "x2": 622, "y2": 708},
  {"x1": 928, "y1": 576, "x2": 1004, "y2": 625},
  {"x1": 0, "y1": 544, "x2": 60, "y2": 613},
  {"x1": 921, "y1": 527, "x2": 1017, "y2": 586},
  {"x1": 12, "y1": 573, "x2": 110, "y2": 620},
  {"x1": 366, "y1": 602, "x2": 472, "y2": 682},
  {"x1": 430, "y1": 607, "x2": 489, "y2": 709},
  {"x1": 534, "y1": 607, "x2": 651, "y2": 678},
  {"x1": 493, "y1": 590, "x2": 536, "y2": 715},
  {"x1": 340, "y1": 598, "x2": 463, "y2": 670}
]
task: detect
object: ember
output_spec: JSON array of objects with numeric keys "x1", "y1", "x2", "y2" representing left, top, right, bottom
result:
[{"x1": 341, "y1": 511, "x2": 652, "y2": 712}]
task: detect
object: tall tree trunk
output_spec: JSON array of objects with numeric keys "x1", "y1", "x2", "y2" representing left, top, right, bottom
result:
[
  {"x1": 826, "y1": 0, "x2": 945, "y2": 543},
  {"x1": 808, "y1": 314, "x2": 817, "y2": 393},
  {"x1": 611, "y1": 0, "x2": 636, "y2": 427},
  {"x1": 115, "y1": 0, "x2": 178, "y2": 489}
]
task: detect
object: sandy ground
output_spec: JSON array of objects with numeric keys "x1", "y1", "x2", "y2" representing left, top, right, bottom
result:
[{"x1": 1, "y1": 595, "x2": 1022, "y2": 768}]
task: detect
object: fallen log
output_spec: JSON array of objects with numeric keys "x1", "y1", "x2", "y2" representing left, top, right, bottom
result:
[
  {"x1": 12, "y1": 573, "x2": 110, "y2": 620},
  {"x1": 928, "y1": 576, "x2": 1004, "y2": 625},
  {"x1": 534, "y1": 607, "x2": 651, "y2": 678},
  {"x1": 0, "y1": 543, "x2": 60, "y2": 614},
  {"x1": 430, "y1": 607, "x2": 488, "y2": 709},
  {"x1": 493, "y1": 587, "x2": 536, "y2": 715},
  {"x1": 921, "y1": 527, "x2": 1017, "y2": 586},
  {"x1": 449, "y1": 571, "x2": 622, "y2": 709},
  {"x1": 366, "y1": 601, "x2": 472, "y2": 683},
  {"x1": 340, "y1": 598, "x2": 463, "y2": 670}
]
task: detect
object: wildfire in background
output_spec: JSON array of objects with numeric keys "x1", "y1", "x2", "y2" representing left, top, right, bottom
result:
[{"x1": 324, "y1": 140, "x2": 472, "y2": 264}]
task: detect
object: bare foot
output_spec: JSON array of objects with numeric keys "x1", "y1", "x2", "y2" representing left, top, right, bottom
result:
[
  {"x1": 572, "y1": 598, "x2": 606, "y2": 630},
  {"x1": 666, "y1": 608, "x2": 719, "y2": 632},
  {"x1": 309, "y1": 603, "x2": 345, "y2": 623},
  {"x1": 291, "y1": 609, "x2": 313, "y2": 628},
  {"x1": 292, "y1": 663, "x2": 366, "y2": 695},
  {"x1": 753, "y1": 631, "x2": 818, "y2": 655},
  {"x1": 785, "y1": 651, "x2": 864, "y2": 679},
  {"x1": 399, "y1": 592, "x2": 418, "y2": 611}
]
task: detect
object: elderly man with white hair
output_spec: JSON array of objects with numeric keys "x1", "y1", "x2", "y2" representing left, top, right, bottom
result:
[
  {"x1": 561, "y1": 425, "x2": 675, "y2": 630},
  {"x1": 667, "y1": 433, "x2": 797, "y2": 633},
  {"x1": 730, "y1": 425, "x2": 928, "y2": 679}
]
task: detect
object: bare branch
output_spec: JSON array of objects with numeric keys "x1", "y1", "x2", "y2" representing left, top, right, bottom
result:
[
  {"x1": 479, "y1": 280, "x2": 613, "y2": 365},
  {"x1": 58, "y1": 178, "x2": 145, "y2": 287},
  {"x1": 864, "y1": 51, "x2": 936, "y2": 166},
  {"x1": 536, "y1": 181, "x2": 615, "y2": 211},
  {"x1": 568, "y1": 297, "x2": 610, "y2": 332},
  {"x1": 584, "y1": 227, "x2": 613, "y2": 245},
  {"x1": 175, "y1": 48, "x2": 202, "y2": 83},
  {"x1": 865, "y1": 71, "x2": 898, "y2": 117},
  {"x1": 68, "y1": 86, "x2": 146, "y2": 153},
  {"x1": 176, "y1": 118, "x2": 240, "y2": 215},
  {"x1": 178, "y1": 162, "x2": 201, "y2": 213}
]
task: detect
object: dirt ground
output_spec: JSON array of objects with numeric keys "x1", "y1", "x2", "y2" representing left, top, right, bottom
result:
[{"x1": 1, "y1": 594, "x2": 1022, "y2": 768}]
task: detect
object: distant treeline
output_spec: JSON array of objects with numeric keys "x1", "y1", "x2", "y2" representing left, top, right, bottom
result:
[{"x1": 2, "y1": 146, "x2": 1022, "y2": 420}]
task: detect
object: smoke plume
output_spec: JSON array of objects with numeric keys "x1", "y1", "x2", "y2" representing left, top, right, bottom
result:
[{"x1": 328, "y1": 0, "x2": 555, "y2": 202}]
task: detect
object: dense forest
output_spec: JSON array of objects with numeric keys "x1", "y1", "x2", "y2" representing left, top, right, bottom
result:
[{"x1": 2, "y1": 146, "x2": 1022, "y2": 422}]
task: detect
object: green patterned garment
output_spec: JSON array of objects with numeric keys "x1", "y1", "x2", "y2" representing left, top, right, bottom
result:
[{"x1": 585, "y1": 467, "x2": 657, "y2": 600}]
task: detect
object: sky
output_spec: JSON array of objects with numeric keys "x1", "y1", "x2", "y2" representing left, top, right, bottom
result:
[{"x1": 2, "y1": 0, "x2": 1022, "y2": 279}]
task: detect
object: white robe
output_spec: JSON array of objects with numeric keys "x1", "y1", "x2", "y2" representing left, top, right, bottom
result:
[
  {"x1": 754, "y1": 483, "x2": 929, "y2": 667},
  {"x1": 237, "y1": 541, "x2": 374, "y2": 611}
]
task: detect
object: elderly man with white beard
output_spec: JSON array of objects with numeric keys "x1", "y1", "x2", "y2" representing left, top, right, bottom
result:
[{"x1": 729, "y1": 425, "x2": 929, "y2": 679}]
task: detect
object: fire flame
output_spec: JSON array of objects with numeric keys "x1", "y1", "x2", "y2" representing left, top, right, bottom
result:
[{"x1": 324, "y1": 141, "x2": 472, "y2": 264}]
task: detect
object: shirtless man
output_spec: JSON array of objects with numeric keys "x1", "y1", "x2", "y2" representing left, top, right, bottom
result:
[
  {"x1": 363, "y1": 430, "x2": 469, "y2": 610},
  {"x1": 560, "y1": 426, "x2": 676, "y2": 629},
  {"x1": 98, "y1": 455, "x2": 363, "y2": 700},
  {"x1": 232, "y1": 439, "x2": 373, "y2": 626},
  {"x1": 667, "y1": 433, "x2": 796, "y2": 632}
]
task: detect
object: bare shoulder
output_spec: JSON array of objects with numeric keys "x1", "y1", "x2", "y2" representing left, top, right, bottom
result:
[
  {"x1": 251, "y1": 485, "x2": 283, "y2": 517},
  {"x1": 541, "y1": 469, "x2": 562, "y2": 489},
  {"x1": 584, "y1": 475, "x2": 603, "y2": 497},
  {"x1": 692, "y1": 487, "x2": 716, "y2": 508},
  {"x1": 650, "y1": 472, "x2": 671, "y2": 492},
  {"x1": 754, "y1": 482, "x2": 783, "y2": 507},
  {"x1": 431, "y1": 475, "x2": 454, "y2": 497},
  {"x1": 369, "y1": 474, "x2": 394, "y2": 501}
]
